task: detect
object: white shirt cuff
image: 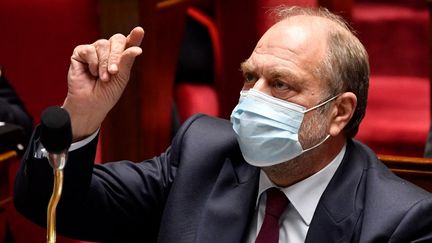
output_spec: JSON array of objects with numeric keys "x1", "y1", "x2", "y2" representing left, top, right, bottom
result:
[
  {"x1": 69, "y1": 129, "x2": 99, "y2": 152},
  {"x1": 34, "y1": 129, "x2": 99, "y2": 159}
]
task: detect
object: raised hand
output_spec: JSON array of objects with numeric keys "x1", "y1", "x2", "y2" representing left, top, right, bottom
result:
[{"x1": 63, "y1": 27, "x2": 144, "y2": 141}]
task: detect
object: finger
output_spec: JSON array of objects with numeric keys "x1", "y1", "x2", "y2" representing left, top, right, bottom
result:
[
  {"x1": 94, "y1": 39, "x2": 111, "y2": 82},
  {"x1": 107, "y1": 33, "x2": 127, "y2": 75},
  {"x1": 125, "y1": 27, "x2": 145, "y2": 48},
  {"x1": 117, "y1": 46, "x2": 143, "y2": 79},
  {"x1": 71, "y1": 45, "x2": 98, "y2": 77}
]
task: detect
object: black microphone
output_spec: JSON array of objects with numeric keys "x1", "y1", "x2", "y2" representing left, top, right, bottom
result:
[
  {"x1": 40, "y1": 106, "x2": 72, "y2": 243},
  {"x1": 40, "y1": 106, "x2": 72, "y2": 170}
]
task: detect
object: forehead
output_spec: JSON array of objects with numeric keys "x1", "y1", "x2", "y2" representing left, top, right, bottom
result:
[
  {"x1": 246, "y1": 15, "x2": 331, "y2": 89},
  {"x1": 256, "y1": 15, "x2": 329, "y2": 66}
]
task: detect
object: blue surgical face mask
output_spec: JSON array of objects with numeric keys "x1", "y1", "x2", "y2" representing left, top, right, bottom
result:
[{"x1": 230, "y1": 89, "x2": 338, "y2": 167}]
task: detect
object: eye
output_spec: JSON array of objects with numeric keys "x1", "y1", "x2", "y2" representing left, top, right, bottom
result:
[
  {"x1": 243, "y1": 72, "x2": 257, "y2": 83},
  {"x1": 271, "y1": 79, "x2": 298, "y2": 100},
  {"x1": 272, "y1": 79, "x2": 290, "y2": 90}
]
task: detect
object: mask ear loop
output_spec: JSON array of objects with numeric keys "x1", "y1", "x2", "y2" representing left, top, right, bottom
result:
[
  {"x1": 303, "y1": 94, "x2": 340, "y2": 113},
  {"x1": 301, "y1": 94, "x2": 340, "y2": 152},
  {"x1": 302, "y1": 134, "x2": 331, "y2": 153}
]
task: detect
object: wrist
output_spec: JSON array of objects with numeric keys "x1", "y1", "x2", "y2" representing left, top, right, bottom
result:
[{"x1": 62, "y1": 101, "x2": 105, "y2": 142}]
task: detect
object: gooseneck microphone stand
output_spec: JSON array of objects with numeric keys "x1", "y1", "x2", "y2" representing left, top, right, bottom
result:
[
  {"x1": 46, "y1": 152, "x2": 67, "y2": 243},
  {"x1": 40, "y1": 106, "x2": 72, "y2": 243}
]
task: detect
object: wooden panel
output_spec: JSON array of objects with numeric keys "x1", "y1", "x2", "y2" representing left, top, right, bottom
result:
[
  {"x1": 379, "y1": 154, "x2": 432, "y2": 192},
  {"x1": 429, "y1": 0, "x2": 432, "y2": 123},
  {"x1": 0, "y1": 151, "x2": 16, "y2": 206},
  {"x1": 214, "y1": 0, "x2": 260, "y2": 118},
  {"x1": 99, "y1": 0, "x2": 143, "y2": 162},
  {"x1": 99, "y1": 0, "x2": 204, "y2": 161},
  {"x1": 136, "y1": 1, "x2": 190, "y2": 160}
]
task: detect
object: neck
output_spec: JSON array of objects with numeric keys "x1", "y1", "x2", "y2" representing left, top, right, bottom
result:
[{"x1": 262, "y1": 135, "x2": 346, "y2": 187}]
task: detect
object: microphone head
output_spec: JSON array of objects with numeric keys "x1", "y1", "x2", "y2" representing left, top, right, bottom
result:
[{"x1": 40, "y1": 106, "x2": 72, "y2": 153}]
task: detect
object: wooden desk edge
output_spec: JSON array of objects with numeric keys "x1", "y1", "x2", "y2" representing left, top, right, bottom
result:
[
  {"x1": 0, "y1": 150, "x2": 17, "y2": 163},
  {"x1": 378, "y1": 154, "x2": 432, "y2": 174}
]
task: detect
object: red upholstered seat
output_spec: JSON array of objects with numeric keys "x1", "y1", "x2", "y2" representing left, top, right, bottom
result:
[
  {"x1": 352, "y1": 3, "x2": 428, "y2": 77},
  {"x1": 174, "y1": 7, "x2": 221, "y2": 122},
  {"x1": 352, "y1": 0, "x2": 429, "y2": 156},
  {"x1": 356, "y1": 76, "x2": 429, "y2": 156},
  {"x1": 175, "y1": 83, "x2": 219, "y2": 123}
]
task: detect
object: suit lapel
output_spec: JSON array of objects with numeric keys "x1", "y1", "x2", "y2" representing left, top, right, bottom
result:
[
  {"x1": 305, "y1": 140, "x2": 366, "y2": 243},
  {"x1": 195, "y1": 157, "x2": 259, "y2": 243}
]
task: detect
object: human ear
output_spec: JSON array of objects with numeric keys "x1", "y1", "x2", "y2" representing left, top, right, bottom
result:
[{"x1": 328, "y1": 92, "x2": 357, "y2": 136}]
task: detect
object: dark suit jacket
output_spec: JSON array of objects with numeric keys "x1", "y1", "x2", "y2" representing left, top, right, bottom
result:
[
  {"x1": 0, "y1": 72, "x2": 33, "y2": 137},
  {"x1": 14, "y1": 114, "x2": 432, "y2": 242}
]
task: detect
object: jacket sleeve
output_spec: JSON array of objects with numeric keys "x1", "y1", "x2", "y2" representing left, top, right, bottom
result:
[
  {"x1": 13, "y1": 117, "x2": 187, "y2": 242},
  {"x1": 389, "y1": 196, "x2": 432, "y2": 243}
]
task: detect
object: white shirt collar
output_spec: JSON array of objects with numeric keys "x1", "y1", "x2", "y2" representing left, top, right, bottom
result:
[{"x1": 256, "y1": 144, "x2": 346, "y2": 225}]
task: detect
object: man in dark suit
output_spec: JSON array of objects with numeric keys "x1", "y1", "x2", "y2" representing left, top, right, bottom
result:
[
  {"x1": 0, "y1": 67, "x2": 33, "y2": 151},
  {"x1": 14, "y1": 6, "x2": 432, "y2": 243},
  {"x1": 0, "y1": 68, "x2": 33, "y2": 136}
]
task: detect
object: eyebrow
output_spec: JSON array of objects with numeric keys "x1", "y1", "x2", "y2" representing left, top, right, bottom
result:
[
  {"x1": 240, "y1": 61, "x2": 254, "y2": 74},
  {"x1": 240, "y1": 59, "x2": 307, "y2": 96},
  {"x1": 268, "y1": 69, "x2": 304, "y2": 85},
  {"x1": 241, "y1": 60, "x2": 305, "y2": 85}
]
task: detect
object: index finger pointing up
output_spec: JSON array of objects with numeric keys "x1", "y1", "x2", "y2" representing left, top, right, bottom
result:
[{"x1": 126, "y1": 27, "x2": 145, "y2": 48}]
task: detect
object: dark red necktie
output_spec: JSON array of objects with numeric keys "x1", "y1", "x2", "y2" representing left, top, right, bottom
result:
[{"x1": 255, "y1": 188, "x2": 289, "y2": 243}]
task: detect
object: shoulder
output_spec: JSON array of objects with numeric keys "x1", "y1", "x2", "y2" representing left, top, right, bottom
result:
[
  {"x1": 169, "y1": 114, "x2": 241, "y2": 165},
  {"x1": 348, "y1": 139, "x2": 430, "y2": 202},
  {"x1": 176, "y1": 114, "x2": 235, "y2": 137},
  {"x1": 174, "y1": 114, "x2": 237, "y2": 146},
  {"x1": 348, "y1": 140, "x2": 432, "y2": 233}
]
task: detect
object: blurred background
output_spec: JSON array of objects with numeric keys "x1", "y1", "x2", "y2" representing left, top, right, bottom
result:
[{"x1": 0, "y1": 0, "x2": 430, "y2": 242}]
